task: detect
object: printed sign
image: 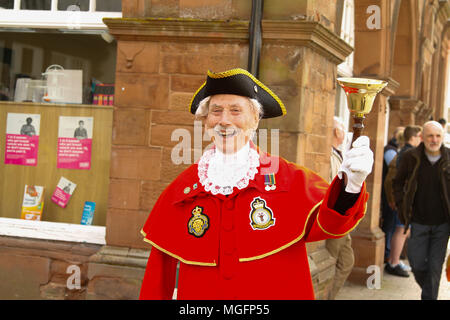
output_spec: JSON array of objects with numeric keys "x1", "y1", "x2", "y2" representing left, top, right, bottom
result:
[
  {"x1": 57, "y1": 116, "x2": 93, "y2": 169},
  {"x1": 81, "y1": 201, "x2": 96, "y2": 225},
  {"x1": 51, "y1": 176, "x2": 77, "y2": 208},
  {"x1": 5, "y1": 113, "x2": 40, "y2": 166},
  {"x1": 21, "y1": 185, "x2": 45, "y2": 220}
]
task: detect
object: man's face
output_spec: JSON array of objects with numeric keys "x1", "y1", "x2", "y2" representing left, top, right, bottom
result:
[
  {"x1": 423, "y1": 124, "x2": 443, "y2": 155},
  {"x1": 410, "y1": 131, "x2": 422, "y2": 147},
  {"x1": 335, "y1": 126, "x2": 345, "y2": 146},
  {"x1": 205, "y1": 94, "x2": 259, "y2": 154}
]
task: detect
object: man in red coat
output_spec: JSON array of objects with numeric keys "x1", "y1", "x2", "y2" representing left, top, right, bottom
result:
[{"x1": 139, "y1": 68, "x2": 373, "y2": 300}]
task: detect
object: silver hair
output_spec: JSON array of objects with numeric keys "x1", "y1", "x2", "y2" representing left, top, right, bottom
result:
[
  {"x1": 423, "y1": 120, "x2": 444, "y2": 134},
  {"x1": 195, "y1": 96, "x2": 264, "y2": 120},
  {"x1": 333, "y1": 116, "x2": 345, "y2": 131}
]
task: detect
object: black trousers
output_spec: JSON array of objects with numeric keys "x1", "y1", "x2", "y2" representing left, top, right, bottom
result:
[{"x1": 407, "y1": 222, "x2": 450, "y2": 300}]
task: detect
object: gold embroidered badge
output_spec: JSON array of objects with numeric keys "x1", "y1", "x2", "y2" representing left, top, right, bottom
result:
[
  {"x1": 188, "y1": 206, "x2": 209, "y2": 237},
  {"x1": 250, "y1": 197, "x2": 275, "y2": 230}
]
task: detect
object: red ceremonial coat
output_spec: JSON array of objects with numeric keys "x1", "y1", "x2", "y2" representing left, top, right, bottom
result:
[{"x1": 139, "y1": 150, "x2": 368, "y2": 300}]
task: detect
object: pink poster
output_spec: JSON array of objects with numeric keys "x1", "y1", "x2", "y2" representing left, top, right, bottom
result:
[
  {"x1": 57, "y1": 116, "x2": 93, "y2": 170},
  {"x1": 5, "y1": 113, "x2": 40, "y2": 166},
  {"x1": 51, "y1": 176, "x2": 76, "y2": 208}
]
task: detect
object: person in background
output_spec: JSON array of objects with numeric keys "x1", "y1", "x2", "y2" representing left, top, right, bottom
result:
[
  {"x1": 381, "y1": 126, "x2": 404, "y2": 263},
  {"x1": 438, "y1": 118, "x2": 450, "y2": 148},
  {"x1": 326, "y1": 116, "x2": 355, "y2": 300},
  {"x1": 393, "y1": 121, "x2": 450, "y2": 300},
  {"x1": 384, "y1": 125, "x2": 422, "y2": 277}
]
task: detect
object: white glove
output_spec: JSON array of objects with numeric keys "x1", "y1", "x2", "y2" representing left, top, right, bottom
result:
[{"x1": 337, "y1": 135, "x2": 374, "y2": 193}]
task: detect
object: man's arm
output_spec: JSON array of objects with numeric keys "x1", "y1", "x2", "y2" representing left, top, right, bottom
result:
[
  {"x1": 139, "y1": 247, "x2": 178, "y2": 300},
  {"x1": 392, "y1": 154, "x2": 409, "y2": 222},
  {"x1": 333, "y1": 185, "x2": 360, "y2": 214}
]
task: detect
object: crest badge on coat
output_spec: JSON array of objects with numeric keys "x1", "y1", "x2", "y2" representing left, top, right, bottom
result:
[
  {"x1": 249, "y1": 197, "x2": 275, "y2": 230},
  {"x1": 188, "y1": 206, "x2": 209, "y2": 237}
]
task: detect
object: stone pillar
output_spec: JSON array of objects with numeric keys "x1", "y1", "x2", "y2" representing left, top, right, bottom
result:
[{"x1": 387, "y1": 97, "x2": 423, "y2": 136}]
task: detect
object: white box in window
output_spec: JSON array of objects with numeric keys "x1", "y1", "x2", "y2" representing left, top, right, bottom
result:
[{"x1": 46, "y1": 69, "x2": 82, "y2": 104}]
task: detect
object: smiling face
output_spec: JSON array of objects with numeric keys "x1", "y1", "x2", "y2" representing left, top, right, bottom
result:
[{"x1": 205, "y1": 94, "x2": 259, "y2": 154}]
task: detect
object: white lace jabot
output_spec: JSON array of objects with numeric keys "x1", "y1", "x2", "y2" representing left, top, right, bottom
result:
[{"x1": 198, "y1": 142, "x2": 260, "y2": 195}]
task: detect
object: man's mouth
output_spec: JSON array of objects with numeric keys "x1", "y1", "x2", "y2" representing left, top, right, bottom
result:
[{"x1": 214, "y1": 126, "x2": 239, "y2": 139}]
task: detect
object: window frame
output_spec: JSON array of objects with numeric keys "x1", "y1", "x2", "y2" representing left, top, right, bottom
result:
[{"x1": 0, "y1": 0, "x2": 121, "y2": 30}]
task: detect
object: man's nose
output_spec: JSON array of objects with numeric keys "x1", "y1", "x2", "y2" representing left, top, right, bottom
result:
[{"x1": 218, "y1": 111, "x2": 232, "y2": 126}]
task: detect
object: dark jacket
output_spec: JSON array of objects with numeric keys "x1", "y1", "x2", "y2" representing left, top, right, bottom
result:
[{"x1": 393, "y1": 143, "x2": 450, "y2": 230}]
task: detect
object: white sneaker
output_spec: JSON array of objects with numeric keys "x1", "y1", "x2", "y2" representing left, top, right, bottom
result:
[{"x1": 398, "y1": 261, "x2": 411, "y2": 272}]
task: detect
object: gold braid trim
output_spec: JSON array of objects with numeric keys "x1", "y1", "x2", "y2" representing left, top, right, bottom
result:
[
  {"x1": 140, "y1": 229, "x2": 217, "y2": 267},
  {"x1": 239, "y1": 200, "x2": 322, "y2": 262},
  {"x1": 188, "y1": 68, "x2": 287, "y2": 115},
  {"x1": 316, "y1": 202, "x2": 367, "y2": 237}
]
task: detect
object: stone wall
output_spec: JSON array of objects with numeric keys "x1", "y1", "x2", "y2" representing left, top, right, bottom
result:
[{"x1": 0, "y1": 236, "x2": 100, "y2": 300}]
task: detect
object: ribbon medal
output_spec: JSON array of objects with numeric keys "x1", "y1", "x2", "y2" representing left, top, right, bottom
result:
[{"x1": 264, "y1": 173, "x2": 276, "y2": 191}]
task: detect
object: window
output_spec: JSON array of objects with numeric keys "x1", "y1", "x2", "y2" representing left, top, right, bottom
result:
[
  {"x1": 0, "y1": 0, "x2": 121, "y2": 29},
  {"x1": 335, "y1": 0, "x2": 355, "y2": 132},
  {"x1": 0, "y1": 0, "x2": 119, "y2": 244},
  {"x1": 0, "y1": 31, "x2": 117, "y2": 104}
]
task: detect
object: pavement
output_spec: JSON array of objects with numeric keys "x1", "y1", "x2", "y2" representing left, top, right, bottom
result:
[{"x1": 335, "y1": 246, "x2": 450, "y2": 300}]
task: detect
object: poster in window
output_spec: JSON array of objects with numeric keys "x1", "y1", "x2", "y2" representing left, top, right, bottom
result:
[
  {"x1": 5, "y1": 113, "x2": 40, "y2": 166},
  {"x1": 57, "y1": 116, "x2": 93, "y2": 170},
  {"x1": 51, "y1": 176, "x2": 77, "y2": 208}
]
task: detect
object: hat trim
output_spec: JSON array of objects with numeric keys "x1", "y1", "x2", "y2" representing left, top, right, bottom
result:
[
  {"x1": 188, "y1": 80, "x2": 207, "y2": 114},
  {"x1": 188, "y1": 68, "x2": 287, "y2": 117},
  {"x1": 206, "y1": 68, "x2": 287, "y2": 116}
]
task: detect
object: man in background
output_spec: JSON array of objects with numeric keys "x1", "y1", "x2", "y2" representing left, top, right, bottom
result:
[
  {"x1": 326, "y1": 116, "x2": 354, "y2": 300},
  {"x1": 384, "y1": 125, "x2": 422, "y2": 277},
  {"x1": 381, "y1": 127, "x2": 404, "y2": 263},
  {"x1": 393, "y1": 121, "x2": 449, "y2": 300}
]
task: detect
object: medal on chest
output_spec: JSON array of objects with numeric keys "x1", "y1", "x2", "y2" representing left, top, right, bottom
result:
[
  {"x1": 249, "y1": 197, "x2": 276, "y2": 230},
  {"x1": 264, "y1": 173, "x2": 277, "y2": 191},
  {"x1": 187, "y1": 206, "x2": 209, "y2": 237}
]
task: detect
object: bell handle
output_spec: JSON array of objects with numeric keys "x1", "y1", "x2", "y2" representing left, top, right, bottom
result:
[{"x1": 351, "y1": 114, "x2": 365, "y2": 144}]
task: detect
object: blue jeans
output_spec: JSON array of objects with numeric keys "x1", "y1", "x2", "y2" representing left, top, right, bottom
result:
[
  {"x1": 407, "y1": 222, "x2": 450, "y2": 300},
  {"x1": 381, "y1": 195, "x2": 403, "y2": 258}
]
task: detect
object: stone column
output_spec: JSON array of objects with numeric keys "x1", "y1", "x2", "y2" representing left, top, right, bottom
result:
[{"x1": 388, "y1": 97, "x2": 423, "y2": 136}]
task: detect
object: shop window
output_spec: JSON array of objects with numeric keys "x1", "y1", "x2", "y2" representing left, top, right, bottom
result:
[
  {"x1": 0, "y1": 31, "x2": 116, "y2": 104},
  {"x1": 0, "y1": 2, "x2": 119, "y2": 244}
]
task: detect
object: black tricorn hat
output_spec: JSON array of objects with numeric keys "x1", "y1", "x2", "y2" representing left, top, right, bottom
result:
[{"x1": 189, "y1": 68, "x2": 287, "y2": 119}]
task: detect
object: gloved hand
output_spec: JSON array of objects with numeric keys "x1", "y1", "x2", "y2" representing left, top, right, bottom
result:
[{"x1": 338, "y1": 134, "x2": 374, "y2": 193}]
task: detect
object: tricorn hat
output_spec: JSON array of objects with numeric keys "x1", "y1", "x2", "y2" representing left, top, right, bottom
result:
[{"x1": 189, "y1": 68, "x2": 286, "y2": 119}]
